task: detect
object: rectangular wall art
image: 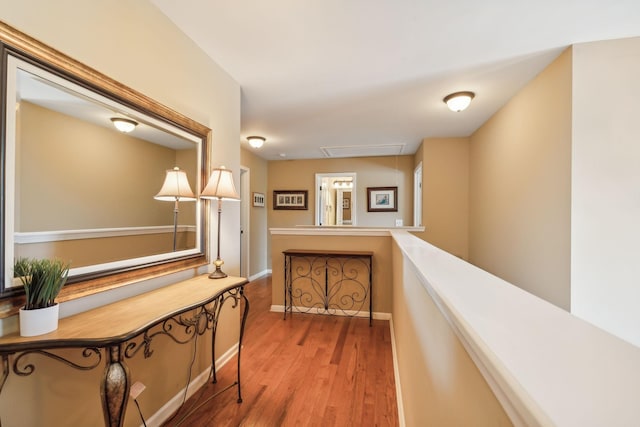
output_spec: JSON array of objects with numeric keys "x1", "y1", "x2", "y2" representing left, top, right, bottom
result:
[
  {"x1": 367, "y1": 186, "x2": 397, "y2": 212},
  {"x1": 252, "y1": 192, "x2": 265, "y2": 207},
  {"x1": 273, "y1": 190, "x2": 308, "y2": 210}
]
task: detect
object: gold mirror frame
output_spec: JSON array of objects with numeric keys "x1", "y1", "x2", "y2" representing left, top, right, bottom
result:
[{"x1": 0, "y1": 21, "x2": 210, "y2": 317}]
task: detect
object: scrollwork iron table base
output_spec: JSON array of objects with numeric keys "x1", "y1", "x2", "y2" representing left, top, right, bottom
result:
[
  {"x1": 0, "y1": 275, "x2": 249, "y2": 427},
  {"x1": 283, "y1": 249, "x2": 373, "y2": 326}
]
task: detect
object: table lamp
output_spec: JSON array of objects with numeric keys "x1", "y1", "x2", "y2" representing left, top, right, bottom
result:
[{"x1": 200, "y1": 166, "x2": 240, "y2": 279}]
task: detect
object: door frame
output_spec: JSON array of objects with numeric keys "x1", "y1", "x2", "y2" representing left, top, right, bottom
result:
[
  {"x1": 240, "y1": 166, "x2": 250, "y2": 278},
  {"x1": 413, "y1": 162, "x2": 423, "y2": 227},
  {"x1": 315, "y1": 172, "x2": 357, "y2": 226}
]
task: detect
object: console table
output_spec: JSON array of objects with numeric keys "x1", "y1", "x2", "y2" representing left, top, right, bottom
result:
[
  {"x1": 0, "y1": 275, "x2": 248, "y2": 427},
  {"x1": 283, "y1": 249, "x2": 373, "y2": 325}
]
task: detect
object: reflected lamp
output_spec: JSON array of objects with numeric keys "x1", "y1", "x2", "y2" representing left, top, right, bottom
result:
[
  {"x1": 154, "y1": 167, "x2": 196, "y2": 251},
  {"x1": 110, "y1": 117, "x2": 138, "y2": 133},
  {"x1": 247, "y1": 136, "x2": 266, "y2": 148}
]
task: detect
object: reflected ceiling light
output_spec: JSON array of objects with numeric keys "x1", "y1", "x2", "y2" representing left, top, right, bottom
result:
[
  {"x1": 247, "y1": 135, "x2": 266, "y2": 148},
  {"x1": 110, "y1": 117, "x2": 138, "y2": 133},
  {"x1": 443, "y1": 91, "x2": 475, "y2": 112}
]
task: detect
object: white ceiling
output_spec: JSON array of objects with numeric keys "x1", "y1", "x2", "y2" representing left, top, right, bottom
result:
[{"x1": 151, "y1": 0, "x2": 640, "y2": 160}]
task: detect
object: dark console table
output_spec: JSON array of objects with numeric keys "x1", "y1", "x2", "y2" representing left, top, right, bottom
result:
[
  {"x1": 0, "y1": 275, "x2": 248, "y2": 427},
  {"x1": 283, "y1": 249, "x2": 373, "y2": 325}
]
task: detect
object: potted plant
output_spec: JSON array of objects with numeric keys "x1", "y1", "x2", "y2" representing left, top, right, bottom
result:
[{"x1": 14, "y1": 257, "x2": 70, "y2": 336}]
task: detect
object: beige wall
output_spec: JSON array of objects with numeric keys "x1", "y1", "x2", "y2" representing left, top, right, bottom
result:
[
  {"x1": 267, "y1": 155, "x2": 413, "y2": 267},
  {"x1": 571, "y1": 37, "x2": 640, "y2": 346},
  {"x1": 270, "y1": 234, "x2": 392, "y2": 314},
  {"x1": 0, "y1": 2, "x2": 241, "y2": 426},
  {"x1": 241, "y1": 148, "x2": 269, "y2": 277},
  {"x1": 175, "y1": 148, "x2": 198, "y2": 225},
  {"x1": 413, "y1": 137, "x2": 470, "y2": 259},
  {"x1": 468, "y1": 48, "x2": 572, "y2": 310},
  {"x1": 16, "y1": 231, "x2": 195, "y2": 267},
  {"x1": 391, "y1": 241, "x2": 512, "y2": 427},
  {"x1": 18, "y1": 101, "x2": 196, "y2": 231},
  {"x1": 268, "y1": 156, "x2": 413, "y2": 228}
]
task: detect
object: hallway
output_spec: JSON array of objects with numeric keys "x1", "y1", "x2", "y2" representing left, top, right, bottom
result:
[{"x1": 165, "y1": 274, "x2": 399, "y2": 426}]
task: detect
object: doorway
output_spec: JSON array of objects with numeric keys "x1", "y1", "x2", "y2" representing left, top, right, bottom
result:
[{"x1": 414, "y1": 162, "x2": 422, "y2": 227}]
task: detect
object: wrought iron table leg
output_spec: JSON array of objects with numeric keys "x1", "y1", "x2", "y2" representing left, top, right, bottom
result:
[
  {"x1": 0, "y1": 354, "x2": 8, "y2": 427},
  {"x1": 211, "y1": 297, "x2": 221, "y2": 384},
  {"x1": 284, "y1": 255, "x2": 290, "y2": 320},
  {"x1": 0, "y1": 354, "x2": 8, "y2": 396},
  {"x1": 236, "y1": 286, "x2": 249, "y2": 403},
  {"x1": 101, "y1": 345, "x2": 130, "y2": 427},
  {"x1": 369, "y1": 256, "x2": 373, "y2": 326}
]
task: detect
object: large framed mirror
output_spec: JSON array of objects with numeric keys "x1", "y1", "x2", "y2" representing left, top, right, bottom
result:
[{"x1": 0, "y1": 22, "x2": 210, "y2": 316}]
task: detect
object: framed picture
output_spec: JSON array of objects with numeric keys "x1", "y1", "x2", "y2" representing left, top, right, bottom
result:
[
  {"x1": 273, "y1": 190, "x2": 308, "y2": 210},
  {"x1": 252, "y1": 192, "x2": 265, "y2": 207},
  {"x1": 367, "y1": 186, "x2": 398, "y2": 212}
]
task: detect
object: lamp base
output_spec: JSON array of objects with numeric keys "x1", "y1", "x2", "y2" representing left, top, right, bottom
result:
[
  {"x1": 208, "y1": 268, "x2": 228, "y2": 279},
  {"x1": 208, "y1": 258, "x2": 227, "y2": 279}
]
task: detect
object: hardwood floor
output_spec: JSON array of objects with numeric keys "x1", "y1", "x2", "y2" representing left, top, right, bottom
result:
[{"x1": 164, "y1": 274, "x2": 399, "y2": 426}]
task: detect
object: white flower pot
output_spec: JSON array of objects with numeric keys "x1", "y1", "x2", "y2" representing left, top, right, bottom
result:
[{"x1": 19, "y1": 304, "x2": 59, "y2": 337}]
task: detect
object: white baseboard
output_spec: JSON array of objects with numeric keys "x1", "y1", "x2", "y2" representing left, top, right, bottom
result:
[
  {"x1": 375, "y1": 312, "x2": 391, "y2": 320},
  {"x1": 144, "y1": 343, "x2": 239, "y2": 427},
  {"x1": 248, "y1": 269, "x2": 271, "y2": 282},
  {"x1": 389, "y1": 316, "x2": 406, "y2": 427},
  {"x1": 270, "y1": 305, "x2": 390, "y2": 320}
]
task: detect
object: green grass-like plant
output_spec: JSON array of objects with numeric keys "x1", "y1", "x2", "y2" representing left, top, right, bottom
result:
[{"x1": 14, "y1": 258, "x2": 70, "y2": 310}]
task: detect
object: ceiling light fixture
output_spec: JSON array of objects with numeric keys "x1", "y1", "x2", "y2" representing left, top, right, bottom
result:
[
  {"x1": 443, "y1": 91, "x2": 475, "y2": 112},
  {"x1": 247, "y1": 135, "x2": 266, "y2": 148},
  {"x1": 110, "y1": 117, "x2": 138, "y2": 133}
]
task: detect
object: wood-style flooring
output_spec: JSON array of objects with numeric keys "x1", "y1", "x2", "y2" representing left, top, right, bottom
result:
[{"x1": 163, "y1": 274, "x2": 399, "y2": 426}]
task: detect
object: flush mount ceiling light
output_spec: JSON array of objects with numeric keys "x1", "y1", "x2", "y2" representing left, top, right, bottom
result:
[
  {"x1": 247, "y1": 135, "x2": 266, "y2": 148},
  {"x1": 443, "y1": 91, "x2": 475, "y2": 112},
  {"x1": 110, "y1": 117, "x2": 138, "y2": 133}
]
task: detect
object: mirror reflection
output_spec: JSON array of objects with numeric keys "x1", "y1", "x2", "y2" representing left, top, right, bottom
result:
[
  {"x1": 5, "y1": 55, "x2": 203, "y2": 289},
  {"x1": 316, "y1": 173, "x2": 356, "y2": 226}
]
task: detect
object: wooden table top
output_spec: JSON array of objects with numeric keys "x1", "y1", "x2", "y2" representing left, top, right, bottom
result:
[
  {"x1": 283, "y1": 249, "x2": 374, "y2": 257},
  {"x1": 0, "y1": 275, "x2": 247, "y2": 351}
]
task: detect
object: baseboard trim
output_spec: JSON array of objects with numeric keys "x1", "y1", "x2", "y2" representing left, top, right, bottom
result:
[
  {"x1": 248, "y1": 269, "x2": 270, "y2": 282},
  {"x1": 144, "y1": 343, "x2": 239, "y2": 427},
  {"x1": 389, "y1": 316, "x2": 406, "y2": 427},
  {"x1": 270, "y1": 305, "x2": 390, "y2": 320}
]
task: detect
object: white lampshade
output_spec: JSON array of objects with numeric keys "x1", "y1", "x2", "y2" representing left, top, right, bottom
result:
[
  {"x1": 110, "y1": 117, "x2": 138, "y2": 133},
  {"x1": 154, "y1": 167, "x2": 196, "y2": 201},
  {"x1": 443, "y1": 91, "x2": 475, "y2": 112},
  {"x1": 201, "y1": 166, "x2": 240, "y2": 200},
  {"x1": 247, "y1": 136, "x2": 266, "y2": 148}
]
